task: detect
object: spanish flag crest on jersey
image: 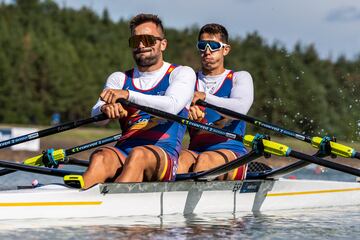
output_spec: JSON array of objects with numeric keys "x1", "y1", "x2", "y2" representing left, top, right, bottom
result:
[{"x1": 167, "y1": 66, "x2": 175, "y2": 73}]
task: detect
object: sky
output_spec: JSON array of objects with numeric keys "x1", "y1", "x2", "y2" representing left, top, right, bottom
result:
[{"x1": 28, "y1": 0, "x2": 360, "y2": 60}]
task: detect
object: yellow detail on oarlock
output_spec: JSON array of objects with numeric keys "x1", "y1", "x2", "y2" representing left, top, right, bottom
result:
[
  {"x1": 0, "y1": 201, "x2": 102, "y2": 207},
  {"x1": 311, "y1": 136, "x2": 355, "y2": 158},
  {"x1": 267, "y1": 187, "x2": 360, "y2": 197},
  {"x1": 243, "y1": 135, "x2": 290, "y2": 157},
  {"x1": 24, "y1": 149, "x2": 66, "y2": 166}
]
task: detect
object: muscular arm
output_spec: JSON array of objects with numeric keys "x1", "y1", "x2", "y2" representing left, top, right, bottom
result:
[
  {"x1": 128, "y1": 66, "x2": 196, "y2": 114},
  {"x1": 205, "y1": 71, "x2": 254, "y2": 114}
]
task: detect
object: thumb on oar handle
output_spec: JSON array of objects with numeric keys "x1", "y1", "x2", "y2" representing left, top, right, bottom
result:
[{"x1": 311, "y1": 137, "x2": 355, "y2": 158}]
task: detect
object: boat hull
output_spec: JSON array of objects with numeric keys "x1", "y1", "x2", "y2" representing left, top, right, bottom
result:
[{"x1": 0, "y1": 179, "x2": 359, "y2": 220}]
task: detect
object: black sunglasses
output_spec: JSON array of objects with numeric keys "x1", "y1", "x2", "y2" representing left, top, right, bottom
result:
[{"x1": 128, "y1": 34, "x2": 163, "y2": 48}]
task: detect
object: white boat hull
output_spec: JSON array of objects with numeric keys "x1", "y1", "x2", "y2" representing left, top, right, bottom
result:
[{"x1": 0, "y1": 179, "x2": 359, "y2": 220}]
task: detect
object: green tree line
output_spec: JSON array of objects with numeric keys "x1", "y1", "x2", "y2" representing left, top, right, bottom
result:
[{"x1": 0, "y1": 0, "x2": 359, "y2": 141}]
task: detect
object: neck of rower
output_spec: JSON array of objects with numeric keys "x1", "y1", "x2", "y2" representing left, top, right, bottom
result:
[
  {"x1": 138, "y1": 59, "x2": 164, "y2": 72},
  {"x1": 202, "y1": 66, "x2": 226, "y2": 76}
]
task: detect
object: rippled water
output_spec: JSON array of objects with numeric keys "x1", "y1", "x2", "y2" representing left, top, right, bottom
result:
[
  {"x1": 0, "y1": 206, "x2": 359, "y2": 240},
  {"x1": 0, "y1": 165, "x2": 359, "y2": 239}
]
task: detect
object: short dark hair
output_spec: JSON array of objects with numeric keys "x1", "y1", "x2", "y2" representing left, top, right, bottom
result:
[
  {"x1": 198, "y1": 23, "x2": 229, "y2": 43},
  {"x1": 129, "y1": 13, "x2": 165, "y2": 37}
]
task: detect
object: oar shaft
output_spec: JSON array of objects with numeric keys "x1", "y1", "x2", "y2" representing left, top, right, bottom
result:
[
  {"x1": 24, "y1": 133, "x2": 121, "y2": 167},
  {"x1": 196, "y1": 150, "x2": 261, "y2": 180},
  {"x1": 197, "y1": 100, "x2": 312, "y2": 143},
  {"x1": 119, "y1": 100, "x2": 360, "y2": 177},
  {"x1": 0, "y1": 158, "x2": 90, "y2": 177},
  {"x1": 60, "y1": 157, "x2": 89, "y2": 167},
  {"x1": 0, "y1": 114, "x2": 107, "y2": 150},
  {"x1": 1, "y1": 133, "x2": 120, "y2": 177},
  {"x1": 0, "y1": 160, "x2": 82, "y2": 177},
  {"x1": 248, "y1": 151, "x2": 326, "y2": 179},
  {"x1": 119, "y1": 100, "x2": 244, "y2": 142},
  {"x1": 289, "y1": 150, "x2": 360, "y2": 177},
  {"x1": 197, "y1": 100, "x2": 360, "y2": 159},
  {"x1": 247, "y1": 161, "x2": 310, "y2": 179},
  {"x1": 176, "y1": 150, "x2": 261, "y2": 181},
  {"x1": 0, "y1": 169, "x2": 15, "y2": 176},
  {"x1": 64, "y1": 134, "x2": 122, "y2": 156}
]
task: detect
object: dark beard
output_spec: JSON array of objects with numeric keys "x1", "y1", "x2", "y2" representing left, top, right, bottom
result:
[{"x1": 134, "y1": 54, "x2": 159, "y2": 67}]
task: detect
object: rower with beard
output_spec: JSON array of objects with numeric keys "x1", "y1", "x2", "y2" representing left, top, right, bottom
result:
[
  {"x1": 82, "y1": 14, "x2": 196, "y2": 189},
  {"x1": 177, "y1": 23, "x2": 254, "y2": 181}
]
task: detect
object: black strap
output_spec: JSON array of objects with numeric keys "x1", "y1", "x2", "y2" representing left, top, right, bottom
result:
[{"x1": 213, "y1": 150, "x2": 230, "y2": 179}]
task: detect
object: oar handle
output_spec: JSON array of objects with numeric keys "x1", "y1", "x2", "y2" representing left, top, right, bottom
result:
[
  {"x1": 196, "y1": 100, "x2": 312, "y2": 143},
  {"x1": 118, "y1": 99, "x2": 244, "y2": 142}
]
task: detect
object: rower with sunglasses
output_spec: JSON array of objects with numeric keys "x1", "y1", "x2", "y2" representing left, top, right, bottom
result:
[
  {"x1": 82, "y1": 14, "x2": 196, "y2": 189},
  {"x1": 177, "y1": 23, "x2": 254, "y2": 181}
]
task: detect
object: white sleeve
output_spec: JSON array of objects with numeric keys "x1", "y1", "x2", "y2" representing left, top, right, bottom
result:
[
  {"x1": 91, "y1": 72, "x2": 126, "y2": 125},
  {"x1": 128, "y1": 66, "x2": 196, "y2": 114},
  {"x1": 205, "y1": 71, "x2": 254, "y2": 115}
]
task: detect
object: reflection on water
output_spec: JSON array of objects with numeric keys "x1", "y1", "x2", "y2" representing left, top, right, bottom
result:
[
  {"x1": 0, "y1": 206, "x2": 359, "y2": 239},
  {"x1": 0, "y1": 165, "x2": 359, "y2": 239}
]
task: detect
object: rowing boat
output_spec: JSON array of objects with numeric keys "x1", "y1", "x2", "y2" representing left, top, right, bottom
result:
[
  {"x1": 0, "y1": 100, "x2": 359, "y2": 221},
  {"x1": 0, "y1": 178, "x2": 359, "y2": 220}
]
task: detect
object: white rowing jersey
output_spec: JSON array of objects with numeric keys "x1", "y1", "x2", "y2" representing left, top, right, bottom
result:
[
  {"x1": 196, "y1": 69, "x2": 254, "y2": 115},
  {"x1": 92, "y1": 62, "x2": 196, "y2": 122},
  {"x1": 189, "y1": 69, "x2": 254, "y2": 153}
]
